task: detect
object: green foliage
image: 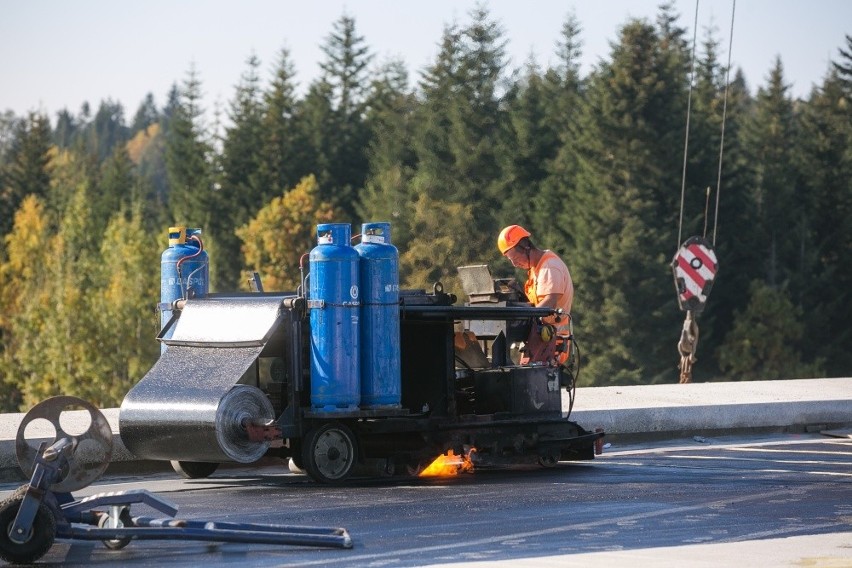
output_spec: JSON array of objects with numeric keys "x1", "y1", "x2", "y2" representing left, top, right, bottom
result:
[
  {"x1": 166, "y1": 65, "x2": 213, "y2": 227},
  {"x1": 568, "y1": 17, "x2": 689, "y2": 385},
  {"x1": 718, "y1": 281, "x2": 823, "y2": 380},
  {"x1": 91, "y1": 209, "x2": 160, "y2": 402},
  {"x1": 2, "y1": 6, "x2": 852, "y2": 407},
  {"x1": 237, "y1": 175, "x2": 338, "y2": 292},
  {"x1": 399, "y1": 194, "x2": 475, "y2": 294},
  {"x1": 308, "y1": 14, "x2": 374, "y2": 222},
  {"x1": 0, "y1": 112, "x2": 52, "y2": 237},
  {"x1": 358, "y1": 59, "x2": 418, "y2": 250}
]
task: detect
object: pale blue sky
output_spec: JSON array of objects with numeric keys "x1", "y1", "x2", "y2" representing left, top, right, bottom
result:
[{"x1": 1, "y1": 1, "x2": 849, "y2": 122}]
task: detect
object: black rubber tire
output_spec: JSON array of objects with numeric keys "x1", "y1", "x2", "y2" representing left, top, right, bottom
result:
[
  {"x1": 302, "y1": 422, "x2": 358, "y2": 484},
  {"x1": 170, "y1": 460, "x2": 219, "y2": 479},
  {"x1": 0, "y1": 494, "x2": 56, "y2": 564}
]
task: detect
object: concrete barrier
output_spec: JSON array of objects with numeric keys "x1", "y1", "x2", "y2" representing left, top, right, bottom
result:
[{"x1": 2, "y1": 378, "x2": 850, "y2": 483}]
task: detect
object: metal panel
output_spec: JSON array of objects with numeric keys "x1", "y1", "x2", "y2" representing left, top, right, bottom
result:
[{"x1": 166, "y1": 295, "x2": 289, "y2": 347}]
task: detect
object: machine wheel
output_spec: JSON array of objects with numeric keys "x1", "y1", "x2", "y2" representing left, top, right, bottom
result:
[
  {"x1": 98, "y1": 507, "x2": 134, "y2": 550},
  {"x1": 170, "y1": 460, "x2": 219, "y2": 479},
  {"x1": 302, "y1": 422, "x2": 358, "y2": 484},
  {"x1": 538, "y1": 453, "x2": 560, "y2": 468},
  {"x1": 0, "y1": 494, "x2": 56, "y2": 564}
]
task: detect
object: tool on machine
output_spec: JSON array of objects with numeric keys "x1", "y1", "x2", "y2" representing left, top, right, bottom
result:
[
  {"x1": 671, "y1": 0, "x2": 735, "y2": 382},
  {"x1": 0, "y1": 396, "x2": 352, "y2": 565}
]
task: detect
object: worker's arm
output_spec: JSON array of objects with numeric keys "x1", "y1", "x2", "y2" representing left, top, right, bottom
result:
[{"x1": 535, "y1": 293, "x2": 563, "y2": 310}]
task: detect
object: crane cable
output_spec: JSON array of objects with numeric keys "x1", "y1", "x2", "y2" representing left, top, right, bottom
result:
[{"x1": 674, "y1": 0, "x2": 736, "y2": 383}]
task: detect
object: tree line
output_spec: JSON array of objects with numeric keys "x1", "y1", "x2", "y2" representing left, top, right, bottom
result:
[{"x1": 1, "y1": 4, "x2": 851, "y2": 410}]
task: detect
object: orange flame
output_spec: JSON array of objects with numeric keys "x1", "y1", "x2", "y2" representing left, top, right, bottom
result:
[{"x1": 419, "y1": 448, "x2": 476, "y2": 477}]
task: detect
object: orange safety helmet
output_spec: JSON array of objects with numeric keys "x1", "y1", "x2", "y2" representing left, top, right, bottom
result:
[{"x1": 497, "y1": 225, "x2": 531, "y2": 254}]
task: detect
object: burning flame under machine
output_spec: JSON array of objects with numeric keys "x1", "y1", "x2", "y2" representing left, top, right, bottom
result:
[{"x1": 118, "y1": 223, "x2": 603, "y2": 484}]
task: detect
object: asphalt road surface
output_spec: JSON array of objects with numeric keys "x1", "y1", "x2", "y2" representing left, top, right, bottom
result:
[{"x1": 1, "y1": 433, "x2": 850, "y2": 567}]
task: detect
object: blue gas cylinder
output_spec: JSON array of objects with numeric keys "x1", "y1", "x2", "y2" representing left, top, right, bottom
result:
[
  {"x1": 355, "y1": 222, "x2": 401, "y2": 408},
  {"x1": 309, "y1": 223, "x2": 360, "y2": 411},
  {"x1": 160, "y1": 227, "x2": 208, "y2": 349}
]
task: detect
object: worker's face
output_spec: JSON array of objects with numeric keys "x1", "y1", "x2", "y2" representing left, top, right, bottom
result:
[{"x1": 504, "y1": 246, "x2": 530, "y2": 269}]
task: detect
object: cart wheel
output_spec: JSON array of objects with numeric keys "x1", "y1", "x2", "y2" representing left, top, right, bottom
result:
[
  {"x1": 98, "y1": 507, "x2": 133, "y2": 550},
  {"x1": 16, "y1": 396, "x2": 113, "y2": 493},
  {"x1": 0, "y1": 494, "x2": 56, "y2": 564},
  {"x1": 170, "y1": 460, "x2": 219, "y2": 479},
  {"x1": 302, "y1": 422, "x2": 358, "y2": 484}
]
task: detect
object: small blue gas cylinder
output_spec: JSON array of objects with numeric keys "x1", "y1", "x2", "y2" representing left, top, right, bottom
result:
[
  {"x1": 309, "y1": 223, "x2": 360, "y2": 411},
  {"x1": 160, "y1": 227, "x2": 208, "y2": 350},
  {"x1": 355, "y1": 222, "x2": 401, "y2": 408}
]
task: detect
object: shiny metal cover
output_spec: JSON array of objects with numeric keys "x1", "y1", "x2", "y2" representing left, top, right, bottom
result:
[{"x1": 166, "y1": 295, "x2": 289, "y2": 347}]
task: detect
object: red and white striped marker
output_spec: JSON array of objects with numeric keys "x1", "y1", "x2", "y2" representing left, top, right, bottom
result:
[{"x1": 672, "y1": 236, "x2": 718, "y2": 312}]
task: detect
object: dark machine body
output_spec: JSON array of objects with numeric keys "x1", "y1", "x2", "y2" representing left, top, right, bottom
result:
[{"x1": 120, "y1": 280, "x2": 600, "y2": 484}]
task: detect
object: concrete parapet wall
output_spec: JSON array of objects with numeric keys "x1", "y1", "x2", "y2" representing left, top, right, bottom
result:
[{"x1": 1, "y1": 378, "x2": 850, "y2": 483}]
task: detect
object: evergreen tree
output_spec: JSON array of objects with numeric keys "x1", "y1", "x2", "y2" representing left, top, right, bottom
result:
[
  {"x1": 831, "y1": 34, "x2": 852, "y2": 89},
  {"x1": 96, "y1": 143, "x2": 136, "y2": 232},
  {"x1": 1, "y1": 112, "x2": 53, "y2": 237},
  {"x1": 215, "y1": 53, "x2": 266, "y2": 290},
  {"x1": 82, "y1": 99, "x2": 130, "y2": 162},
  {"x1": 259, "y1": 47, "x2": 308, "y2": 199},
  {"x1": 411, "y1": 6, "x2": 509, "y2": 275},
  {"x1": 53, "y1": 109, "x2": 77, "y2": 148},
  {"x1": 165, "y1": 65, "x2": 213, "y2": 238},
  {"x1": 740, "y1": 59, "x2": 802, "y2": 291},
  {"x1": 0, "y1": 110, "x2": 18, "y2": 165},
  {"x1": 132, "y1": 93, "x2": 160, "y2": 135},
  {"x1": 399, "y1": 194, "x2": 475, "y2": 293},
  {"x1": 795, "y1": 68, "x2": 852, "y2": 375},
  {"x1": 498, "y1": 61, "x2": 554, "y2": 240},
  {"x1": 358, "y1": 59, "x2": 418, "y2": 249},
  {"x1": 568, "y1": 16, "x2": 689, "y2": 385},
  {"x1": 718, "y1": 280, "x2": 822, "y2": 380},
  {"x1": 533, "y1": 11, "x2": 584, "y2": 251},
  {"x1": 298, "y1": 79, "x2": 335, "y2": 193},
  {"x1": 306, "y1": 13, "x2": 374, "y2": 222}
]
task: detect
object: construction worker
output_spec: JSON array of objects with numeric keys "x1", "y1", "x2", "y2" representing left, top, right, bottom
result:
[{"x1": 498, "y1": 224, "x2": 574, "y2": 363}]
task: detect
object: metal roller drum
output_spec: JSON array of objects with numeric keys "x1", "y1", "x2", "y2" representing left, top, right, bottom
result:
[
  {"x1": 214, "y1": 385, "x2": 274, "y2": 462},
  {"x1": 120, "y1": 295, "x2": 286, "y2": 464}
]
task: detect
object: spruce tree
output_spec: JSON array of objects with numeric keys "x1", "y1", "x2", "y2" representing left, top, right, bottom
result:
[
  {"x1": 568, "y1": 16, "x2": 689, "y2": 385},
  {"x1": 795, "y1": 68, "x2": 852, "y2": 375},
  {"x1": 1, "y1": 112, "x2": 53, "y2": 237},
  {"x1": 740, "y1": 59, "x2": 802, "y2": 291},
  {"x1": 308, "y1": 14, "x2": 374, "y2": 222},
  {"x1": 535, "y1": 12, "x2": 584, "y2": 252},
  {"x1": 132, "y1": 93, "x2": 160, "y2": 135},
  {"x1": 358, "y1": 59, "x2": 418, "y2": 250},
  {"x1": 260, "y1": 47, "x2": 307, "y2": 200},
  {"x1": 165, "y1": 65, "x2": 213, "y2": 253},
  {"x1": 215, "y1": 53, "x2": 266, "y2": 290},
  {"x1": 411, "y1": 6, "x2": 509, "y2": 277}
]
